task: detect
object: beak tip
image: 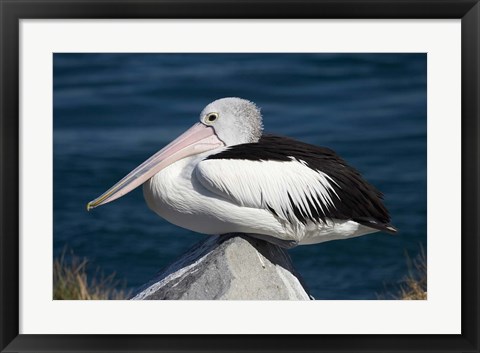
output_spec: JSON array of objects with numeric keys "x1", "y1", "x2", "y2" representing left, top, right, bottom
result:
[{"x1": 86, "y1": 202, "x2": 94, "y2": 212}]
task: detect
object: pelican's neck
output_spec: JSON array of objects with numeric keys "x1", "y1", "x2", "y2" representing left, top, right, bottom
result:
[
  {"x1": 168, "y1": 147, "x2": 228, "y2": 178},
  {"x1": 196, "y1": 146, "x2": 229, "y2": 160}
]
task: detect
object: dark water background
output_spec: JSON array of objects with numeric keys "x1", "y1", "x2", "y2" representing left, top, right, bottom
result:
[{"x1": 53, "y1": 53, "x2": 426, "y2": 299}]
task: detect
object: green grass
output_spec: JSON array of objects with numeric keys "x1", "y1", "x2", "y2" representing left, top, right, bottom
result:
[
  {"x1": 53, "y1": 250, "x2": 131, "y2": 300},
  {"x1": 376, "y1": 246, "x2": 427, "y2": 300},
  {"x1": 397, "y1": 248, "x2": 427, "y2": 300}
]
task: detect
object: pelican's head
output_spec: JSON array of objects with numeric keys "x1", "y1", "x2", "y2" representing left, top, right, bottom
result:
[
  {"x1": 199, "y1": 97, "x2": 263, "y2": 145},
  {"x1": 87, "y1": 97, "x2": 262, "y2": 211}
]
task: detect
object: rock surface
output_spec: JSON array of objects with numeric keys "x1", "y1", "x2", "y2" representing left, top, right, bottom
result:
[{"x1": 131, "y1": 234, "x2": 312, "y2": 300}]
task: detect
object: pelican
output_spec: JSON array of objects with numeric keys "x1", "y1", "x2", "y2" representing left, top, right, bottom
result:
[{"x1": 87, "y1": 98, "x2": 396, "y2": 248}]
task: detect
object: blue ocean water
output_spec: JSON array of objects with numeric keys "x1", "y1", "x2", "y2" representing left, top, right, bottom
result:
[{"x1": 53, "y1": 53, "x2": 426, "y2": 299}]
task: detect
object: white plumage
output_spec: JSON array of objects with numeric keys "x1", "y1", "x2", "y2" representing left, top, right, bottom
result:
[{"x1": 196, "y1": 158, "x2": 340, "y2": 225}]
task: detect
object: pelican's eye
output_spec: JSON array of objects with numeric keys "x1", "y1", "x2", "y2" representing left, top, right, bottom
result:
[{"x1": 205, "y1": 113, "x2": 219, "y2": 124}]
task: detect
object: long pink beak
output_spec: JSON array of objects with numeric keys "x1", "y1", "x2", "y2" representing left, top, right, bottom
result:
[{"x1": 87, "y1": 123, "x2": 224, "y2": 211}]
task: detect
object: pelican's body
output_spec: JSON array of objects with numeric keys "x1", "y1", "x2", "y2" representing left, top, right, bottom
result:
[
  {"x1": 143, "y1": 149, "x2": 378, "y2": 246},
  {"x1": 88, "y1": 98, "x2": 396, "y2": 247}
]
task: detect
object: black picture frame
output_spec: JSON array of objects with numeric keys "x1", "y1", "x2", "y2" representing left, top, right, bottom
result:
[{"x1": 1, "y1": 1, "x2": 478, "y2": 352}]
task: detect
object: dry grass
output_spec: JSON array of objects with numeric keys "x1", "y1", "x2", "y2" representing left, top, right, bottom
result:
[
  {"x1": 53, "y1": 250, "x2": 131, "y2": 300},
  {"x1": 397, "y1": 248, "x2": 427, "y2": 300}
]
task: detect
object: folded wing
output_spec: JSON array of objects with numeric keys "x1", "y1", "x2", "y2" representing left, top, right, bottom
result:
[{"x1": 195, "y1": 134, "x2": 396, "y2": 233}]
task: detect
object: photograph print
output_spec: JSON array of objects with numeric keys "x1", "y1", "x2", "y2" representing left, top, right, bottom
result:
[{"x1": 53, "y1": 53, "x2": 426, "y2": 300}]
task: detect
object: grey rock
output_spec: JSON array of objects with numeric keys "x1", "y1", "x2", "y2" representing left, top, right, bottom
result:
[{"x1": 131, "y1": 234, "x2": 312, "y2": 300}]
